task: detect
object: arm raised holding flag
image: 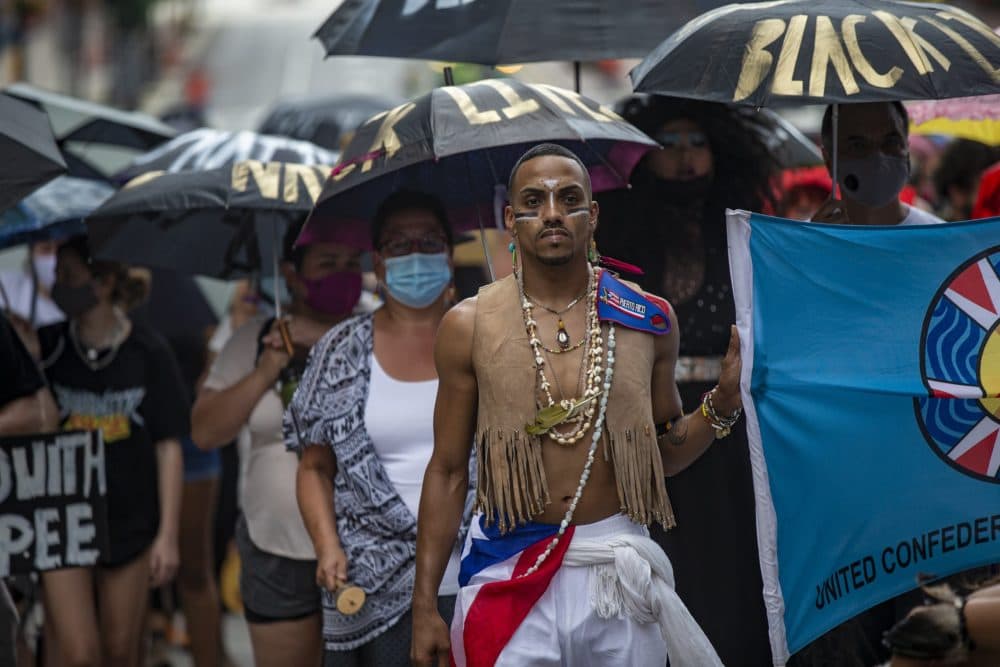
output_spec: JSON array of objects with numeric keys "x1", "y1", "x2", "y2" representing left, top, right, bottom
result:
[{"x1": 412, "y1": 143, "x2": 741, "y2": 667}]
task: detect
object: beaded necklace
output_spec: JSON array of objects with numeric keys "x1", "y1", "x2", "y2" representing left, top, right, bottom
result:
[
  {"x1": 514, "y1": 260, "x2": 617, "y2": 573},
  {"x1": 519, "y1": 264, "x2": 603, "y2": 446},
  {"x1": 520, "y1": 323, "x2": 617, "y2": 577}
]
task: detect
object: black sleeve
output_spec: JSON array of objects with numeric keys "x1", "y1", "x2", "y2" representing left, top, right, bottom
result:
[
  {"x1": 140, "y1": 329, "x2": 191, "y2": 444},
  {"x1": 0, "y1": 313, "x2": 44, "y2": 407}
]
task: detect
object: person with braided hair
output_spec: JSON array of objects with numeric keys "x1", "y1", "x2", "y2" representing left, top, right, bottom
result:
[{"x1": 595, "y1": 95, "x2": 783, "y2": 666}]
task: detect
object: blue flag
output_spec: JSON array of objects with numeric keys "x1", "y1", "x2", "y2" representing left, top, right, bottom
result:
[{"x1": 726, "y1": 211, "x2": 1000, "y2": 665}]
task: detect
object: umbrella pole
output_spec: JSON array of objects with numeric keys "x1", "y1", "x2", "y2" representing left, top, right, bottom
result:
[
  {"x1": 574, "y1": 61, "x2": 581, "y2": 93},
  {"x1": 29, "y1": 259, "x2": 39, "y2": 327},
  {"x1": 272, "y1": 224, "x2": 283, "y2": 322},
  {"x1": 832, "y1": 103, "x2": 840, "y2": 199},
  {"x1": 0, "y1": 276, "x2": 10, "y2": 312},
  {"x1": 466, "y1": 154, "x2": 496, "y2": 282},
  {"x1": 444, "y1": 66, "x2": 455, "y2": 86},
  {"x1": 272, "y1": 234, "x2": 295, "y2": 357}
]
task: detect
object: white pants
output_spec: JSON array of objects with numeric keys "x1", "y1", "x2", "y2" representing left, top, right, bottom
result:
[{"x1": 452, "y1": 514, "x2": 722, "y2": 667}]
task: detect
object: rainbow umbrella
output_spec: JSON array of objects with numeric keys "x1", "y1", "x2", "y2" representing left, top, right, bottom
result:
[{"x1": 908, "y1": 95, "x2": 1000, "y2": 146}]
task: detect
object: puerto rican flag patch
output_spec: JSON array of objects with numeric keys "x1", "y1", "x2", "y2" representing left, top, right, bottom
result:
[{"x1": 596, "y1": 270, "x2": 671, "y2": 335}]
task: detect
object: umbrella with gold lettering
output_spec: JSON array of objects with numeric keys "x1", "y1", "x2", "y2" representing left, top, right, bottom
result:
[
  {"x1": 631, "y1": 0, "x2": 999, "y2": 195},
  {"x1": 85, "y1": 160, "x2": 334, "y2": 279},
  {"x1": 631, "y1": 0, "x2": 999, "y2": 107},
  {"x1": 304, "y1": 80, "x2": 657, "y2": 264}
]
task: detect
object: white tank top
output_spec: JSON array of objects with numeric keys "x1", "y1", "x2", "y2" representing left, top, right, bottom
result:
[{"x1": 364, "y1": 353, "x2": 462, "y2": 595}]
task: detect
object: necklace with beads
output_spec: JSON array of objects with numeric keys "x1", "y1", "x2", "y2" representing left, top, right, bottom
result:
[
  {"x1": 523, "y1": 288, "x2": 587, "y2": 351},
  {"x1": 520, "y1": 322, "x2": 617, "y2": 578},
  {"x1": 513, "y1": 261, "x2": 617, "y2": 577},
  {"x1": 520, "y1": 264, "x2": 604, "y2": 447}
]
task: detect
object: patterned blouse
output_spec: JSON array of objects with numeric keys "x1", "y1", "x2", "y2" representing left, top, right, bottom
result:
[{"x1": 283, "y1": 313, "x2": 475, "y2": 651}]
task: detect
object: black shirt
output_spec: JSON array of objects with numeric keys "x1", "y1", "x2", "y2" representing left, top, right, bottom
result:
[
  {"x1": 39, "y1": 320, "x2": 189, "y2": 565},
  {"x1": 596, "y1": 189, "x2": 736, "y2": 358},
  {"x1": 0, "y1": 312, "x2": 44, "y2": 407}
]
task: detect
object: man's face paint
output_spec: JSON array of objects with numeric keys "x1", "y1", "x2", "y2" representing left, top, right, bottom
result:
[
  {"x1": 513, "y1": 178, "x2": 590, "y2": 224},
  {"x1": 543, "y1": 178, "x2": 558, "y2": 212}
]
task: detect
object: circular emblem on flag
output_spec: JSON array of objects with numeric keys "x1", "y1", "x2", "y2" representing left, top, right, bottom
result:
[{"x1": 916, "y1": 247, "x2": 1000, "y2": 483}]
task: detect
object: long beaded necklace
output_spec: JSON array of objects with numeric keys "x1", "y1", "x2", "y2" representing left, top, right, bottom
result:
[
  {"x1": 520, "y1": 265, "x2": 603, "y2": 446},
  {"x1": 520, "y1": 323, "x2": 617, "y2": 577},
  {"x1": 523, "y1": 288, "x2": 587, "y2": 351}
]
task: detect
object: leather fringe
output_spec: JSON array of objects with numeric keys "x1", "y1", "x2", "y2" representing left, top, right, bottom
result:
[
  {"x1": 475, "y1": 428, "x2": 550, "y2": 533},
  {"x1": 475, "y1": 425, "x2": 676, "y2": 533},
  {"x1": 604, "y1": 428, "x2": 676, "y2": 529}
]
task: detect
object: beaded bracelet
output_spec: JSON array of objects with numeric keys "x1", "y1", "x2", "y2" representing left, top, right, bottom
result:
[{"x1": 700, "y1": 388, "x2": 742, "y2": 439}]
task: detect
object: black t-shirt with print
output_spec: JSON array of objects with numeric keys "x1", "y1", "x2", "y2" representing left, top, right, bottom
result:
[
  {"x1": 0, "y1": 313, "x2": 44, "y2": 407},
  {"x1": 39, "y1": 320, "x2": 189, "y2": 565}
]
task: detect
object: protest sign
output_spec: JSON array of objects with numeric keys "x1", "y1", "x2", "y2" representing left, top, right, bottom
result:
[{"x1": 0, "y1": 430, "x2": 108, "y2": 576}]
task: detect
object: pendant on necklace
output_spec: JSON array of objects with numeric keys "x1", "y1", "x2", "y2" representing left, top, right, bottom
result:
[
  {"x1": 556, "y1": 318, "x2": 570, "y2": 350},
  {"x1": 86, "y1": 348, "x2": 99, "y2": 362}
]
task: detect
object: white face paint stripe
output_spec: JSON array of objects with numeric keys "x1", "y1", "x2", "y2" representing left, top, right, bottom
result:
[{"x1": 542, "y1": 179, "x2": 559, "y2": 211}]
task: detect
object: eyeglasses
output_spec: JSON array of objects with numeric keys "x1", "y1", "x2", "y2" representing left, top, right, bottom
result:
[{"x1": 378, "y1": 235, "x2": 449, "y2": 258}]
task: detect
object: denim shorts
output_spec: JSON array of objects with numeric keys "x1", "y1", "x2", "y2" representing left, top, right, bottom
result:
[{"x1": 181, "y1": 435, "x2": 221, "y2": 482}]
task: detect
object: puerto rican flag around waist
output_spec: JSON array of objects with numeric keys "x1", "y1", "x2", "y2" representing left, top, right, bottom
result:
[{"x1": 450, "y1": 515, "x2": 572, "y2": 667}]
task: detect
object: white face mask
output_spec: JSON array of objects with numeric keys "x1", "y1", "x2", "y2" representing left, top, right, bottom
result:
[{"x1": 32, "y1": 254, "x2": 57, "y2": 290}]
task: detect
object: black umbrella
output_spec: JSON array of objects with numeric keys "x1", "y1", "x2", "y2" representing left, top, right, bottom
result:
[
  {"x1": 87, "y1": 161, "x2": 333, "y2": 281},
  {"x1": 315, "y1": 0, "x2": 731, "y2": 65},
  {"x1": 130, "y1": 267, "x2": 218, "y2": 341},
  {"x1": 0, "y1": 93, "x2": 67, "y2": 211},
  {"x1": 631, "y1": 0, "x2": 1000, "y2": 190},
  {"x1": 759, "y1": 108, "x2": 824, "y2": 168},
  {"x1": 631, "y1": 0, "x2": 1000, "y2": 106},
  {"x1": 257, "y1": 94, "x2": 400, "y2": 150},
  {"x1": 4, "y1": 83, "x2": 177, "y2": 180},
  {"x1": 116, "y1": 129, "x2": 340, "y2": 182},
  {"x1": 619, "y1": 94, "x2": 823, "y2": 168},
  {"x1": 306, "y1": 79, "x2": 657, "y2": 259}
]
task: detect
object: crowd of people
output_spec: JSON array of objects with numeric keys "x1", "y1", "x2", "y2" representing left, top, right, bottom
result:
[{"x1": 1, "y1": 91, "x2": 999, "y2": 667}]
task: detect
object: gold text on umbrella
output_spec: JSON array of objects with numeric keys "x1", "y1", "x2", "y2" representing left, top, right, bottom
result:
[{"x1": 734, "y1": 10, "x2": 999, "y2": 102}]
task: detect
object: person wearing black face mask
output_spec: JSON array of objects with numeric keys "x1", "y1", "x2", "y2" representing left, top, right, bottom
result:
[
  {"x1": 813, "y1": 102, "x2": 944, "y2": 227},
  {"x1": 595, "y1": 95, "x2": 781, "y2": 667},
  {"x1": 33, "y1": 236, "x2": 188, "y2": 666}
]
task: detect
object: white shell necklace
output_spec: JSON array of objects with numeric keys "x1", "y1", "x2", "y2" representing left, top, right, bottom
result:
[
  {"x1": 520, "y1": 265, "x2": 603, "y2": 446},
  {"x1": 520, "y1": 321, "x2": 616, "y2": 577}
]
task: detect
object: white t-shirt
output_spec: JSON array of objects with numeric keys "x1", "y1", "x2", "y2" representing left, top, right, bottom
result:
[
  {"x1": 363, "y1": 353, "x2": 462, "y2": 596},
  {"x1": 203, "y1": 314, "x2": 316, "y2": 561},
  {"x1": 901, "y1": 205, "x2": 945, "y2": 226}
]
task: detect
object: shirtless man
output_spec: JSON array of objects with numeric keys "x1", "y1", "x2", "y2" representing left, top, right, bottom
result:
[{"x1": 410, "y1": 143, "x2": 743, "y2": 666}]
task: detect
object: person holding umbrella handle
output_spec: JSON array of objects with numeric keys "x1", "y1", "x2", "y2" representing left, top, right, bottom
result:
[
  {"x1": 192, "y1": 220, "x2": 366, "y2": 667},
  {"x1": 811, "y1": 102, "x2": 944, "y2": 228}
]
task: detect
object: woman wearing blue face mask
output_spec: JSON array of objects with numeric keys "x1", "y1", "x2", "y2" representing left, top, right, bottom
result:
[{"x1": 287, "y1": 190, "x2": 475, "y2": 667}]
